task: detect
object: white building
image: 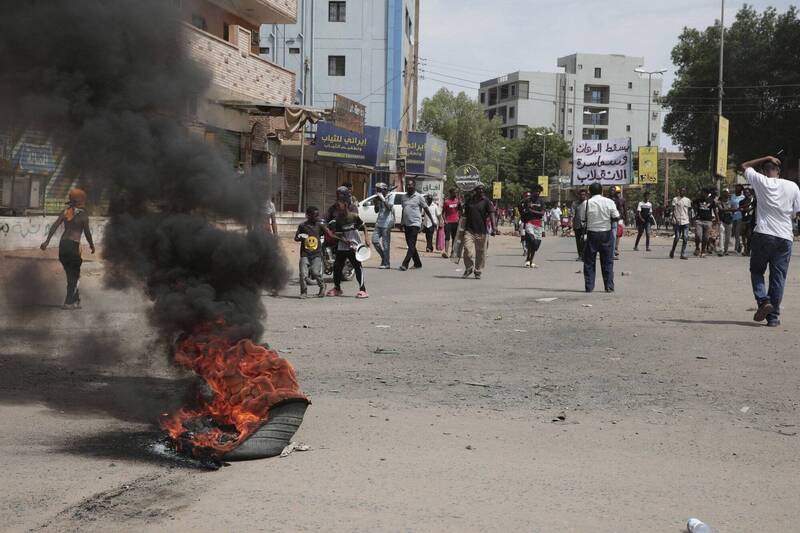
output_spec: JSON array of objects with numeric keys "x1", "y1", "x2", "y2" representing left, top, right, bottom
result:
[
  {"x1": 479, "y1": 53, "x2": 663, "y2": 149},
  {"x1": 259, "y1": 0, "x2": 416, "y2": 129}
]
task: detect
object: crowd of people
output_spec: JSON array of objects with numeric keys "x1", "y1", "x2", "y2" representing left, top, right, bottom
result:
[{"x1": 44, "y1": 155, "x2": 799, "y2": 329}]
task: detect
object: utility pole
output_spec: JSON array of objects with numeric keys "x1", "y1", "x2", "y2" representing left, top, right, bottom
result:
[
  {"x1": 398, "y1": 0, "x2": 419, "y2": 191},
  {"x1": 716, "y1": 0, "x2": 725, "y2": 193},
  {"x1": 412, "y1": 0, "x2": 420, "y2": 131},
  {"x1": 298, "y1": 57, "x2": 310, "y2": 210}
]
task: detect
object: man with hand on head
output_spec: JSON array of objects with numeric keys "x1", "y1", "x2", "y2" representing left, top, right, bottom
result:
[{"x1": 740, "y1": 155, "x2": 800, "y2": 327}]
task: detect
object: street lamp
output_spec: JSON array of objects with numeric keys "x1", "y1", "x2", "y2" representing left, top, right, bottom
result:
[
  {"x1": 496, "y1": 145, "x2": 507, "y2": 182},
  {"x1": 535, "y1": 131, "x2": 554, "y2": 176},
  {"x1": 583, "y1": 109, "x2": 607, "y2": 140},
  {"x1": 634, "y1": 67, "x2": 667, "y2": 146}
]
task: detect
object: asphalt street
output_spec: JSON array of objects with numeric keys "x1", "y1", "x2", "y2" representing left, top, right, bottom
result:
[{"x1": 1, "y1": 232, "x2": 798, "y2": 532}]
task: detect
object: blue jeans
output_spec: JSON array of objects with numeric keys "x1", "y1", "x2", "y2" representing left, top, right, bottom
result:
[
  {"x1": 584, "y1": 230, "x2": 615, "y2": 292},
  {"x1": 372, "y1": 226, "x2": 392, "y2": 266},
  {"x1": 750, "y1": 233, "x2": 792, "y2": 320},
  {"x1": 672, "y1": 224, "x2": 689, "y2": 257}
]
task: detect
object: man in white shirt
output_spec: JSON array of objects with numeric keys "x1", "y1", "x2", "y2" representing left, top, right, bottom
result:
[
  {"x1": 741, "y1": 155, "x2": 800, "y2": 327},
  {"x1": 670, "y1": 187, "x2": 692, "y2": 259},
  {"x1": 550, "y1": 205, "x2": 562, "y2": 236},
  {"x1": 583, "y1": 182, "x2": 620, "y2": 293}
]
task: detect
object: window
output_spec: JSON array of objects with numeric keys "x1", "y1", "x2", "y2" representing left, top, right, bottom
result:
[
  {"x1": 289, "y1": 47, "x2": 300, "y2": 54},
  {"x1": 329, "y1": 1, "x2": 346, "y2": 22},
  {"x1": 568, "y1": 107, "x2": 573, "y2": 113},
  {"x1": 223, "y1": 22, "x2": 230, "y2": 41},
  {"x1": 567, "y1": 129, "x2": 573, "y2": 136},
  {"x1": 509, "y1": 129, "x2": 516, "y2": 139},
  {"x1": 500, "y1": 85, "x2": 509, "y2": 100},
  {"x1": 628, "y1": 81, "x2": 633, "y2": 89},
  {"x1": 328, "y1": 55, "x2": 346, "y2": 76},
  {"x1": 511, "y1": 85, "x2": 516, "y2": 97},
  {"x1": 260, "y1": 47, "x2": 271, "y2": 55},
  {"x1": 191, "y1": 13, "x2": 207, "y2": 31},
  {"x1": 626, "y1": 125, "x2": 631, "y2": 132},
  {"x1": 594, "y1": 68, "x2": 602, "y2": 78},
  {"x1": 509, "y1": 106, "x2": 515, "y2": 119},
  {"x1": 569, "y1": 85, "x2": 574, "y2": 92},
  {"x1": 627, "y1": 103, "x2": 632, "y2": 110},
  {"x1": 480, "y1": 92, "x2": 485, "y2": 104}
]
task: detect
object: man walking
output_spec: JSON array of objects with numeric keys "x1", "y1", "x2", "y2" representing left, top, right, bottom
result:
[
  {"x1": 399, "y1": 180, "x2": 433, "y2": 271},
  {"x1": 741, "y1": 155, "x2": 800, "y2": 327},
  {"x1": 372, "y1": 182, "x2": 395, "y2": 269},
  {"x1": 693, "y1": 188, "x2": 718, "y2": 258},
  {"x1": 573, "y1": 189, "x2": 588, "y2": 261},
  {"x1": 583, "y1": 183, "x2": 620, "y2": 293},
  {"x1": 670, "y1": 187, "x2": 692, "y2": 260},
  {"x1": 717, "y1": 189, "x2": 735, "y2": 256},
  {"x1": 729, "y1": 184, "x2": 745, "y2": 254},
  {"x1": 521, "y1": 185, "x2": 546, "y2": 268},
  {"x1": 634, "y1": 191, "x2": 654, "y2": 252},
  {"x1": 462, "y1": 184, "x2": 497, "y2": 280}
]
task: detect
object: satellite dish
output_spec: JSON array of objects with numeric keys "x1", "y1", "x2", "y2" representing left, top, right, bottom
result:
[{"x1": 454, "y1": 164, "x2": 482, "y2": 192}]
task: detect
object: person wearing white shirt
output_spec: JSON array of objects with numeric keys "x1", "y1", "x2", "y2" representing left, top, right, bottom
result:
[
  {"x1": 634, "y1": 191, "x2": 654, "y2": 252},
  {"x1": 422, "y1": 194, "x2": 442, "y2": 253},
  {"x1": 670, "y1": 188, "x2": 692, "y2": 259},
  {"x1": 549, "y1": 206, "x2": 562, "y2": 236},
  {"x1": 741, "y1": 155, "x2": 800, "y2": 327},
  {"x1": 583, "y1": 182, "x2": 620, "y2": 293}
]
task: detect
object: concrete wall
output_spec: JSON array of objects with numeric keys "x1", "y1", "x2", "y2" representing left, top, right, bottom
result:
[{"x1": 0, "y1": 216, "x2": 109, "y2": 251}]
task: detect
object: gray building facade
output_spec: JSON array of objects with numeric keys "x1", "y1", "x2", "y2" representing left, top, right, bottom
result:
[
  {"x1": 480, "y1": 53, "x2": 663, "y2": 149},
  {"x1": 259, "y1": 0, "x2": 416, "y2": 129}
]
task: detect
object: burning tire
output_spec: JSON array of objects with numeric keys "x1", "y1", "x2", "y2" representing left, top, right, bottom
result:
[{"x1": 223, "y1": 399, "x2": 309, "y2": 461}]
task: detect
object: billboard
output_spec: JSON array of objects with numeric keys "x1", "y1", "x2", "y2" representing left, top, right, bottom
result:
[
  {"x1": 715, "y1": 116, "x2": 729, "y2": 178},
  {"x1": 638, "y1": 146, "x2": 658, "y2": 184},
  {"x1": 406, "y1": 132, "x2": 448, "y2": 177},
  {"x1": 315, "y1": 122, "x2": 368, "y2": 164},
  {"x1": 538, "y1": 176, "x2": 549, "y2": 197},
  {"x1": 572, "y1": 138, "x2": 632, "y2": 186}
]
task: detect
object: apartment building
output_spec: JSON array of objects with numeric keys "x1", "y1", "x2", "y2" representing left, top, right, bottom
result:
[
  {"x1": 259, "y1": 0, "x2": 416, "y2": 129},
  {"x1": 480, "y1": 53, "x2": 663, "y2": 148}
]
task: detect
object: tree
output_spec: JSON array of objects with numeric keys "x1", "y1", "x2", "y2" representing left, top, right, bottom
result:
[
  {"x1": 664, "y1": 6, "x2": 800, "y2": 175},
  {"x1": 418, "y1": 88, "x2": 506, "y2": 186}
]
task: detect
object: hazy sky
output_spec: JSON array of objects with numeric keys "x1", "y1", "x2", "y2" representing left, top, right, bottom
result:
[{"x1": 418, "y1": 0, "x2": 796, "y2": 147}]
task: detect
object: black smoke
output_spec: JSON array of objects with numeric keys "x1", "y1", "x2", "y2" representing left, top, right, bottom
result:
[{"x1": 0, "y1": 0, "x2": 289, "y2": 342}]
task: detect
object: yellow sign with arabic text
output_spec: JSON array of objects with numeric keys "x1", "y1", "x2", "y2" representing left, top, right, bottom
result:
[
  {"x1": 638, "y1": 146, "x2": 658, "y2": 184},
  {"x1": 538, "y1": 176, "x2": 549, "y2": 197},
  {"x1": 492, "y1": 181, "x2": 502, "y2": 200},
  {"x1": 715, "y1": 116, "x2": 729, "y2": 178}
]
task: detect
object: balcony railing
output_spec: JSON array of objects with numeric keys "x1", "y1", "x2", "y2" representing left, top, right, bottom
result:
[
  {"x1": 207, "y1": 0, "x2": 296, "y2": 24},
  {"x1": 184, "y1": 23, "x2": 295, "y2": 104}
]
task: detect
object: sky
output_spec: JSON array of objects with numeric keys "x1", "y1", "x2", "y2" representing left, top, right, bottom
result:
[{"x1": 418, "y1": 0, "x2": 796, "y2": 148}]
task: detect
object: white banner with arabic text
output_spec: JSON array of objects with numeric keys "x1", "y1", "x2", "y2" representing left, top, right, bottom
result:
[{"x1": 572, "y1": 138, "x2": 632, "y2": 186}]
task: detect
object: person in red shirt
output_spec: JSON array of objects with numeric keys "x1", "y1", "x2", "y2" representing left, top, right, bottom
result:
[{"x1": 441, "y1": 187, "x2": 461, "y2": 258}]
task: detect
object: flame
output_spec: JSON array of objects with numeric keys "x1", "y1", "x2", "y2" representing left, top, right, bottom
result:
[{"x1": 160, "y1": 322, "x2": 307, "y2": 458}]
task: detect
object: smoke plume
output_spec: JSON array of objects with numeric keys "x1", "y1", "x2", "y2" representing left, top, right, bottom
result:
[{"x1": 0, "y1": 0, "x2": 290, "y2": 342}]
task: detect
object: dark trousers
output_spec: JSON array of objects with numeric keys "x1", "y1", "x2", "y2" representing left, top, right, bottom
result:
[
  {"x1": 750, "y1": 233, "x2": 792, "y2": 321},
  {"x1": 58, "y1": 240, "x2": 82, "y2": 305},
  {"x1": 635, "y1": 222, "x2": 651, "y2": 249},
  {"x1": 574, "y1": 227, "x2": 586, "y2": 259},
  {"x1": 334, "y1": 250, "x2": 365, "y2": 291},
  {"x1": 583, "y1": 230, "x2": 614, "y2": 292},
  {"x1": 424, "y1": 225, "x2": 436, "y2": 252},
  {"x1": 402, "y1": 226, "x2": 422, "y2": 268}
]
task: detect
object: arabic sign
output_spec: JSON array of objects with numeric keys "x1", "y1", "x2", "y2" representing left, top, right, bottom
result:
[
  {"x1": 492, "y1": 181, "x2": 502, "y2": 200},
  {"x1": 315, "y1": 122, "x2": 369, "y2": 164},
  {"x1": 715, "y1": 116, "x2": 729, "y2": 178},
  {"x1": 406, "y1": 132, "x2": 447, "y2": 177},
  {"x1": 538, "y1": 176, "x2": 549, "y2": 197},
  {"x1": 572, "y1": 138, "x2": 632, "y2": 186},
  {"x1": 364, "y1": 126, "x2": 397, "y2": 169},
  {"x1": 332, "y1": 94, "x2": 366, "y2": 135},
  {"x1": 638, "y1": 146, "x2": 658, "y2": 184}
]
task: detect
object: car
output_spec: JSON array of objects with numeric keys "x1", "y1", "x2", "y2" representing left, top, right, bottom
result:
[{"x1": 358, "y1": 192, "x2": 406, "y2": 227}]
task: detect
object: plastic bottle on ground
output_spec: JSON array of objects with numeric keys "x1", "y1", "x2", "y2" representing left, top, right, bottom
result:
[{"x1": 687, "y1": 518, "x2": 718, "y2": 533}]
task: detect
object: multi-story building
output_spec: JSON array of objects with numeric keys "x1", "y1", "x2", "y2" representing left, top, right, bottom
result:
[
  {"x1": 259, "y1": 0, "x2": 416, "y2": 129},
  {"x1": 480, "y1": 53, "x2": 663, "y2": 148}
]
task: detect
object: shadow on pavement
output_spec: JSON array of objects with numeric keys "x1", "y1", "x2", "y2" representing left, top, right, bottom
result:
[{"x1": 663, "y1": 319, "x2": 763, "y2": 328}]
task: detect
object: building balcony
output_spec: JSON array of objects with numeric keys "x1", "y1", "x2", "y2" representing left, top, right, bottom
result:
[
  {"x1": 184, "y1": 23, "x2": 296, "y2": 104},
  {"x1": 207, "y1": 0, "x2": 297, "y2": 25}
]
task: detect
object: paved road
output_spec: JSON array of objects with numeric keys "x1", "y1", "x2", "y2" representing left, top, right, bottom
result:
[{"x1": 1, "y1": 233, "x2": 799, "y2": 531}]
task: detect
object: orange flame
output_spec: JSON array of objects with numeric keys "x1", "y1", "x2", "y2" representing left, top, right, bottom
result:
[{"x1": 160, "y1": 322, "x2": 307, "y2": 458}]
